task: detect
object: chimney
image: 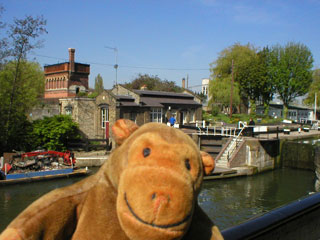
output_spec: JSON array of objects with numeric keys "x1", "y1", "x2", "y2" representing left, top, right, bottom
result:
[
  {"x1": 68, "y1": 48, "x2": 75, "y2": 72},
  {"x1": 182, "y1": 78, "x2": 185, "y2": 89}
]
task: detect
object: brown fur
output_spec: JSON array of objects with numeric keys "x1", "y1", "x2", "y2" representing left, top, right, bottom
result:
[{"x1": 0, "y1": 120, "x2": 223, "y2": 240}]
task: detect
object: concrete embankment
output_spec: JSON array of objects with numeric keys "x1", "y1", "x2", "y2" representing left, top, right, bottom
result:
[
  {"x1": 74, "y1": 150, "x2": 108, "y2": 167},
  {"x1": 228, "y1": 129, "x2": 320, "y2": 175},
  {"x1": 202, "y1": 129, "x2": 320, "y2": 180},
  {"x1": 73, "y1": 130, "x2": 320, "y2": 175}
]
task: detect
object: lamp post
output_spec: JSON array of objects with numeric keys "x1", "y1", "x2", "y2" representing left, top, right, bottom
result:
[{"x1": 105, "y1": 46, "x2": 118, "y2": 87}]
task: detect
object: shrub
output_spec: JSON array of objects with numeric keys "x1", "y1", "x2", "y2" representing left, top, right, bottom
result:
[{"x1": 32, "y1": 115, "x2": 81, "y2": 151}]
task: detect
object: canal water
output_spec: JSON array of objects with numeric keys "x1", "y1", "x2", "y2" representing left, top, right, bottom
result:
[{"x1": 0, "y1": 167, "x2": 316, "y2": 232}]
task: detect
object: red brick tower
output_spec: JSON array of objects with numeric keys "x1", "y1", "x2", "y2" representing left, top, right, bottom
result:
[{"x1": 44, "y1": 48, "x2": 90, "y2": 99}]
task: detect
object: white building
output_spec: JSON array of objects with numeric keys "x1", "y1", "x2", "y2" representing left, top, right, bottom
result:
[{"x1": 201, "y1": 78, "x2": 209, "y2": 98}]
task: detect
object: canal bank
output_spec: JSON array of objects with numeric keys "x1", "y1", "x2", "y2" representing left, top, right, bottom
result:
[
  {"x1": 233, "y1": 130, "x2": 320, "y2": 174},
  {"x1": 73, "y1": 130, "x2": 320, "y2": 178}
]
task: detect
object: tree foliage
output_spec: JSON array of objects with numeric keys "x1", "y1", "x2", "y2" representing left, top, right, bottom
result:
[
  {"x1": 209, "y1": 43, "x2": 256, "y2": 112},
  {"x1": 209, "y1": 42, "x2": 314, "y2": 117},
  {"x1": 94, "y1": 74, "x2": 104, "y2": 94},
  {"x1": 237, "y1": 47, "x2": 275, "y2": 105},
  {"x1": 0, "y1": 61, "x2": 45, "y2": 153},
  {"x1": 0, "y1": 12, "x2": 47, "y2": 152},
  {"x1": 304, "y1": 69, "x2": 320, "y2": 106},
  {"x1": 209, "y1": 76, "x2": 240, "y2": 112},
  {"x1": 32, "y1": 115, "x2": 80, "y2": 151},
  {"x1": 269, "y1": 42, "x2": 313, "y2": 116},
  {"x1": 123, "y1": 74, "x2": 183, "y2": 92}
]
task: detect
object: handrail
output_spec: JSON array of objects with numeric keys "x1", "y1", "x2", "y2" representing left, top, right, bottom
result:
[
  {"x1": 227, "y1": 126, "x2": 246, "y2": 161},
  {"x1": 193, "y1": 126, "x2": 238, "y2": 137}
]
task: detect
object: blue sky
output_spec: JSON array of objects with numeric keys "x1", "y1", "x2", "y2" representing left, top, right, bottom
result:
[{"x1": 1, "y1": 0, "x2": 320, "y2": 91}]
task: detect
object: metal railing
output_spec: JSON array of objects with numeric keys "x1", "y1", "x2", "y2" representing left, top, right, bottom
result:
[
  {"x1": 193, "y1": 126, "x2": 238, "y2": 137},
  {"x1": 226, "y1": 126, "x2": 246, "y2": 161}
]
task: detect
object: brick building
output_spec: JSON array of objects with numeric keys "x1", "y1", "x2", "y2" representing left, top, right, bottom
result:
[
  {"x1": 44, "y1": 48, "x2": 89, "y2": 99},
  {"x1": 31, "y1": 48, "x2": 202, "y2": 147},
  {"x1": 59, "y1": 85, "x2": 202, "y2": 140}
]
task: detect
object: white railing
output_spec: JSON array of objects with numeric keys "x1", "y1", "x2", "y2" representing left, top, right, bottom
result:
[
  {"x1": 193, "y1": 126, "x2": 238, "y2": 137},
  {"x1": 226, "y1": 126, "x2": 246, "y2": 161}
]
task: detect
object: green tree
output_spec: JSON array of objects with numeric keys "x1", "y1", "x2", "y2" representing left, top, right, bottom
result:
[
  {"x1": 209, "y1": 43, "x2": 257, "y2": 113},
  {"x1": 237, "y1": 47, "x2": 276, "y2": 116},
  {"x1": 123, "y1": 74, "x2": 183, "y2": 92},
  {"x1": 269, "y1": 42, "x2": 313, "y2": 117},
  {"x1": 94, "y1": 74, "x2": 104, "y2": 94},
  {"x1": 0, "y1": 61, "x2": 45, "y2": 153},
  {"x1": 209, "y1": 76, "x2": 240, "y2": 112},
  {"x1": 0, "y1": 15, "x2": 47, "y2": 151},
  {"x1": 304, "y1": 69, "x2": 320, "y2": 106},
  {"x1": 32, "y1": 115, "x2": 80, "y2": 151}
]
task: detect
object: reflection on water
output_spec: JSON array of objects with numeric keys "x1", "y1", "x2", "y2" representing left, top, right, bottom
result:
[
  {"x1": 0, "y1": 167, "x2": 100, "y2": 231},
  {"x1": 296, "y1": 138, "x2": 320, "y2": 146},
  {"x1": 198, "y1": 168, "x2": 315, "y2": 230},
  {"x1": 0, "y1": 167, "x2": 316, "y2": 232},
  {"x1": 0, "y1": 177, "x2": 86, "y2": 231}
]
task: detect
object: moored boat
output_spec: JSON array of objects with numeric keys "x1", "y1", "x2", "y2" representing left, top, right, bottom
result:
[{"x1": 0, "y1": 150, "x2": 90, "y2": 185}]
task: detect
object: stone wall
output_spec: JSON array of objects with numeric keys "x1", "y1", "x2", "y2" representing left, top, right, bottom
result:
[
  {"x1": 112, "y1": 85, "x2": 140, "y2": 104},
  {"x1": 230, "y1": 139, "x2": 280, "y2": 172},
  {"x1": 28, "y1": 102, "x2": 60, "y2": 121},
  {"x1": 95, "y1": 91, "x2": 118, "y2": 138},
  {"x1": 60, "y1": 98, "x2": 96, "y2": 138},
  {"x1": 281, "y1": 141, "x2": 315, "y2": 170}
]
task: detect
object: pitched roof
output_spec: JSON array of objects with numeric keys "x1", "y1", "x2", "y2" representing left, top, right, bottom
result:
[
  {"x1": 133, "y1": 89, "x2": 193, "y2": 99},
  {"x1": 140, "y1": 97, "x2": 201, "y2": 107},
  {"x1": 120, "y1": 102, "x2": 140, "y2": 107}
]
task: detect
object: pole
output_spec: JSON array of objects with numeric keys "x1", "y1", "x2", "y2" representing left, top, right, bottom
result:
[
  {"x1": 315, "y1": 93, "x2": 317, "y2": 120},
  {"x1": 187, "y1": 74, "x2": 189, "y2": 89},
  {"x1": 229, "y1": 59, "x2": 234, "y2": 118},
  {"x1": 105, "y1": 46, "x2": 118, "y2": 89}
]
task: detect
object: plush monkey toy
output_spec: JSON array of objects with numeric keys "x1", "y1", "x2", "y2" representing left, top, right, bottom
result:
[{"x1": 0, "y1": 119, "x2": 223, "y2": 240}]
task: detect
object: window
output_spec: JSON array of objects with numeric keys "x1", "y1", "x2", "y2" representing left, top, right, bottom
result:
[
  {"x1": 150, "y1": 108, "x2": 162, "y2": 123},
  {"x1": 101, "y1": 107, "x2": 109, "y2": 128},
  {"x1": 130, "y1": 112, "x2": 137, "y2": 123},
  {"x1": 190, "y1": 110, "x2": 196, "y2": 122},
  {"x1": 65, "y1": 104, "x2": 72, "y2": 115},
  {"x1": 202, "y1": 86, "x2": 208, "y2": 96}
]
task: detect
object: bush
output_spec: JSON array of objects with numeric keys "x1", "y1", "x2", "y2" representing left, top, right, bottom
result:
[
  {"x1": 202, "y1": 112, "x2": 284, "y2": 125},
  {"x1": 32, "y1": 115, "x2": 81, "y2": 151},
  {"x1": 211, "y1": 105, "x2": 220, "y2": 116}
]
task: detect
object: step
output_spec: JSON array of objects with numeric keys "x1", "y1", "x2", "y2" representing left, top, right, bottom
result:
[
  {"x1": 216, "y1": 163, "x2": 228, "y2": 168},
  {"x1": 200, "y1": 139, "x2": 224, "y2": 145},
  {"x1": 201, "y1": 146, "x2": 222, "y2": 153}
]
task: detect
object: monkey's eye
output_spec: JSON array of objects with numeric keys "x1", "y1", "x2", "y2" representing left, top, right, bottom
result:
[
  {"x1": 185, "y1": 159, "x2": 191, "y2": 170},
  {"x1": 143, "y1": 148, "x2": 151, "y2": 157}
]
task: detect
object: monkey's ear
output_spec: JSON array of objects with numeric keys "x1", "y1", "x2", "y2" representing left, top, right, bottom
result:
[
  {"x1": 200, "y1": 151, "x2": 215, "y2": 176},
  {"x1": 112, "y1": 119, "x2": 139, "y2": 145}
]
